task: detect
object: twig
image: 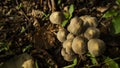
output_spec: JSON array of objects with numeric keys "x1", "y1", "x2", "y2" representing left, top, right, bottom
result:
[
  {"x1": 48, "y1": 0, "x2": 52, "y2": 11},
  {"x1": 51, "y1": 0, "x2": 56, "y2": 12}
]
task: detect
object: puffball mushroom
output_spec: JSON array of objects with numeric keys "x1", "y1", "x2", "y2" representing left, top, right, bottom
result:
[
  {"x1": 63, "y1": 53, "x2": 75, "y2": 62},
  {"x1": 66, "y1": 33, "x2": 75, "y2": 40},
  {"x1": 61, "y1": 48, "x2": 67, "y2": 57},
  {"x1": 80, "y1": 15, "x2": 98, "y2": 27},
  {"x1": 61, "y1": 48, "x2": 75, "y2": 61},
  {"x1": 63, "y1": 39, "x2": 74, "y2": 55},
  {"x1": 72, "y1": 36, "x2": 87, "y2": 55},
  {"x1": 67, "y1": 16, "x2": 83, "y2": 35},
  {"x1": 84, "y1": 27, "x2": 100, "y2": 40},
  {"x1": 49, "y1": 11, "x2": 65, "y2": 24},
  {"x1": 57, "y1": 28, "x2": 67, "y2": 42},
  {"x1": 88, "y1": 39, "x2": 106, "y2": 57}
]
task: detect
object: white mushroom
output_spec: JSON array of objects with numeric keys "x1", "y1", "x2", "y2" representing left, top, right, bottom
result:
[
  {"x1": 67, "y1": 16, "x2": 83, "y2": 35},
  {"x1": 72, "y1": 36, "x2": 87, "y2": 55},
  {"x1": 61, "y1": 48, "x2": 75, "y2": 62},
  {"x1": 57, "y1": 28, "x2": 67, "y2": 42},
  {"x1": 61, "y1": 48, "x2": 67, "y2": 57},
  {"x1": 80, "y1": 15, "x2": 98, "y2": 27},
  {"x1": 84, "y1": 27, "x2": 100, "y2": 40},
  {"x1": 88, "y1": 39, "x2": 106, "y2": 57},
  {"x1": 0, "y1": 53, "x2": 35, "y2": 68},
  {"x1": 49, "y1": 11, "x2": 65, "y2": 24},
  {"x1": 66, "y1": 33, "x2": 75, "y2": 40},
  {"x1": 63, "y1": 53, "x2": 75, "y2": 62},
  {"x1": 62, "y1": 39, "x2": 74, "y2": 55}
]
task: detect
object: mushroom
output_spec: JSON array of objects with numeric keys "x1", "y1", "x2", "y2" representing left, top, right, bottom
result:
[
  {"x1": 61, "y1": 48, "x2": 75, "y2": 61},
  {"x1": 67, "y1": 16, "x2": 83, "y2": 35},
  {"x1": 49, "y1": 11, "x2": 65, "y2": 24},
  {"x1": 80, "y1": 15, "x2": 98, "y2": 27},
  {"x1": 61, "y1": 48, "x2": 67, "y2": 57},
  {"x1": 63, "y1": 53, "x2": 75, "y2": 62},
  {"x1": 66, "y1": 33, "x2": 75, "y2": 40},
  {"x1": 88, "y1": 39, "x2": 106, "y2": 57},
  {"x1": 62, "y1": 39, "x2": 74, "y2": 55},
  {"x1": 72, "y1": 36, "x2": 87, "y2": 55},
  {"x1": 84, "y1": 27, "x2": 100, "y2": 40},
  {"x1": 57, "y1": 28, "x2": 67, "y2": 42},
  {"x1": 1, "y1": 53, "x2": 35, "y2": 68}
]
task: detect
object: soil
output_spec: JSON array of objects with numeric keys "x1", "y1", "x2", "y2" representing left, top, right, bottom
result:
[{"x1": 0, "y1": 0, "x2": 120, "y2": 68}]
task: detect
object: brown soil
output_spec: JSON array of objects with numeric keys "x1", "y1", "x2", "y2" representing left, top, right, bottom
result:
[{"x1": 0, "y1": 0, "x2": 120, "y2": 68}]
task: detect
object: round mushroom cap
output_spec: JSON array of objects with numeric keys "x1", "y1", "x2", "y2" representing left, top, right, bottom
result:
[
  {"x1": 84, "y1": 27, "x2": 100, "y2": 40},
  {"x1": 88, "y1": 39, "x2": 106, "y2": 57},
  {"x1": 61, "y1": 48, "x2": 67, "y2": 57},
  {"x1": 72, "y1": 36, "x2": 87, "y2": 55},
  {"x1": 57, "y1": 28, "x2": 67, "y2": 42},
  {"x1": 67, "y1": 33, "x2": 75, "y2": 40},
  {"x1": 67, "y1": 17, "x2": 83, "y2": 35},
  {"x1": 61, "y1": 48, "x2": 75, "y2": 62},
  {"x1": 63, "y1": 53, "x2": 75, "y2": 62},
  {"x1": 49, "y1": 11, "x2": 65, "y2": 24},
  {"x1": 63, "y1": 39, "x2": 74, "y2": 55},
  {"x1": 80, "y1": 15, "x2": 98, "y2": 27}
]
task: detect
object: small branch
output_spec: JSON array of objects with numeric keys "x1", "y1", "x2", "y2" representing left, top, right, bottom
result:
[
  {"x1": 48, "y1": 0, "x2": 52, "y2": 11},
  {"x1": 51, "y1": 0, "x2": 56, "y2": 12}
]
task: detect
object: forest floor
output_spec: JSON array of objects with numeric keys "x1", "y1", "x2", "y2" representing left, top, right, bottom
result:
[{"x1": 0, "y1": 0, "x2": 120, "y2": 68}]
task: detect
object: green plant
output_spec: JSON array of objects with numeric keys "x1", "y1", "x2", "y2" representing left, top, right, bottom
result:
[
  {"x1": 63, "y1": 58, "x2": 77, "y2": 68},
  {"x1": 87, "y1": 53, "x2": 98, "y2": 65},
  {"x1": 103, "y1": 0, "x2": 120, "y2": 34},
  {"x1": 22, "y1": 44, "x2": 32, "y2": 52},
  {"x1": 104, "y1": 57, "x2": 119, "y2": 68},
  {"x1": 86, "y1": 54, "x2": 119, "y2": 68},
  {"x1": 62, "y1": 4, "x2": 74, "y2": 27},
  {"x1": 0, "y1": 42, "x2": 9, "y2": 52},
  {"x1": 16, "y1": 3, "x2": 23, "y2": 10},
  {"x1": 35, "y1": 60, "x2": 39, "y2": 68}
]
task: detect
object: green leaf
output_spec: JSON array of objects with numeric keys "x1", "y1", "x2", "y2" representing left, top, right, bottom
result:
[
  {"x1": 63, "y1": 12, "x2": 70, "y2": 19},
  {"x1": 103, "y1": 10, "x2": 118, "y2": 18},
  {"x1": 87, "y1": 53, "x2": 98, "y2": 65},
  {"x1": 42, "y1": 13, "x2": 50, "y2": 20},
  {"x1": 0, "y1": 42, "x2": 9, "y2": 52},
  {"x1": 61, "y1": 20, "x2": 68, "y2": 27},
  {"x1": 110, "y1": 16, "x2": 120, "y2": 34},
  {"x1": 20, "y1": 26, "x2": 25, "y2": 33},
  {"x1": 116, "y1": 0, "x2": 120, "y2": 5},
  {"x1": 35, "y1": 60, "x2": 39, "y2": 68},
  {"x1": 57, "y1": 0, "x2": 62, "y2": 5},
  {"x1": 69, "y1": 4, "x2": 74, "y2": 19},
  {"x1": 62, "y1": 4, "x2": 74, "y2": 27},
  {"x1": 63, "y1": 58, "x2": 77, "y2": 68},
  {"x1": 22, "y1": 45, "x2": 32, "y2": 52},
  {"x1": 90, "y1": 57, "x2": 98, "y2": 65},
  {"x1": 73, "y1": 58, "x2": 77, "y2": 65},
  {"x1": 16, "y1": 3, "x2": 23, "y2": 10},
  {"x1": 104, "y1": 57, "x2": 119, "y2": 68}
]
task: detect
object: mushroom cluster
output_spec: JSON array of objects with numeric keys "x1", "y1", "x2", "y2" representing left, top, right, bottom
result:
[{"x1": 49, "y1": 11, "x2": 106, "y2": 61}]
